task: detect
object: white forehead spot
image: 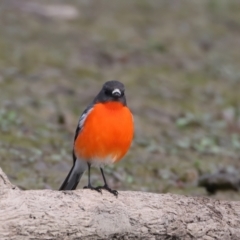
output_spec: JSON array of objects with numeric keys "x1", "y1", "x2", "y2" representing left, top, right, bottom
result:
[{"x1": 112, "y1": 88, "x2": 121, "y2": 95}]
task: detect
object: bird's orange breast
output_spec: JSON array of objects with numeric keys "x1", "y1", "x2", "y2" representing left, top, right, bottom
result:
[{"x1": 74, "y1": 102, "x2": 134, "y2": 163}]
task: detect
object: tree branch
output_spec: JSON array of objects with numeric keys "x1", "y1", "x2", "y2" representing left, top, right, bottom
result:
[{"x1": 0, "y1": 167, "x2": 240, "y2": 239}]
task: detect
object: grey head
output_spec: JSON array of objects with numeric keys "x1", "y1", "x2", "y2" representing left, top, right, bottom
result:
[{"x1": 93, "y1": 80, "x2": 126, "y2": 105}]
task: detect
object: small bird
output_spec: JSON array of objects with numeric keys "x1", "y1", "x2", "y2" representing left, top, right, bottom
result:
[{"x1": 59, "y1": 80, "x2": 134, "y2": 196}]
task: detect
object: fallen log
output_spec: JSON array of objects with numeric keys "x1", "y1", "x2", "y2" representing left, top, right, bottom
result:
[{"x1": 0, "y1": 167, "x2": 240, "y2": 239}]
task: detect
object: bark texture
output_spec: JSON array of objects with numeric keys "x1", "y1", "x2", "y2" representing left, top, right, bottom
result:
[{"x1": 0, "y1": 167, "x2": 240, "y2": 240}]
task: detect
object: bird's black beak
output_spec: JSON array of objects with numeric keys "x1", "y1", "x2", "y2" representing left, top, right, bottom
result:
[{"x1": 112, "y1": 88, "x2": 121, "y2": 97}]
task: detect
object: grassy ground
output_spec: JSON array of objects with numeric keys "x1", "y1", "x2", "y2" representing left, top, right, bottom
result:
[{"x1": 0, "y1": 0, "x2": 240, "y2": 200}]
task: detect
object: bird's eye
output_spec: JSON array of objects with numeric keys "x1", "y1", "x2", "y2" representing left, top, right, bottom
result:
[{"x1": 104, "y1": 88, "x2": 112, "y2": 95}]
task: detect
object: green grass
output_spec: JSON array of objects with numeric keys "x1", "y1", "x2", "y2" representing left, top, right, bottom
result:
[{"x1": 0, "y1": 0, "x2": 240, "y2": 200}]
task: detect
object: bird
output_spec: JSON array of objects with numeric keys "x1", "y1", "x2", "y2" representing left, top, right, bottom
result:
[{"x1": 59, "y1": 80, "x2": 134, "y2": 196}]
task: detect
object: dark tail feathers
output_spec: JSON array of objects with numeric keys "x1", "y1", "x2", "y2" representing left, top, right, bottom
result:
[{"x1": 59, "y1": 159, "x2": 87, "y2": 190}]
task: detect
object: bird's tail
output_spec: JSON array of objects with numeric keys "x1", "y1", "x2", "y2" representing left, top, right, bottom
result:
[{"x1": 59, "y1": 159, "x2": 87, "y2": 190}]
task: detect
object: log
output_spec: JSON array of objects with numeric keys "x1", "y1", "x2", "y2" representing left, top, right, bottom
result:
[{"x1": 0, "y1": 167, "x2": 240, "y2": 240}]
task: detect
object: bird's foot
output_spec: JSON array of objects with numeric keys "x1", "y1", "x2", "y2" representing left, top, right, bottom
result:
[
  {"x1": 96, "y1": 185, "x2": 118, "y2": 197},
  {"x1": 83, "y1": 184, "x2": 102, "y2": 194}
]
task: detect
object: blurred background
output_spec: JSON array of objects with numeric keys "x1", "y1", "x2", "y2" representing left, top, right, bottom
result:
[{"x1": 0, "y1": 0, "x2": 240, "y2": 200}]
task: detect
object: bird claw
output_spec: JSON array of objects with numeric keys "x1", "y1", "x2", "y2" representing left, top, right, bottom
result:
[
  {"x1": 96, "y1": 185, "x2": 118, "y2": 197},
  {"x1": 83, "y1": 185, "x2": 102, "y2": 194}
]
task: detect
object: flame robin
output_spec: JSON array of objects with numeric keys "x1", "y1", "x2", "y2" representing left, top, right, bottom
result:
[{"x1": 59, "y1": 80, "x2": 134, "y2": 196}]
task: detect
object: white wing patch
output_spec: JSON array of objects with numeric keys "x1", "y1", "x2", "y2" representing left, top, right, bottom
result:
[
  {"x1": 78, "y1": 107, "x2": 93, "y2": 130},
  {"x1": 131, "y1": 113, "x2": 134, "y2": 123}
]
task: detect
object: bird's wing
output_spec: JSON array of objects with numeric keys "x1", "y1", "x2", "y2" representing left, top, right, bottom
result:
[
  {"x1": 72, "y1": 104, "x2": 94, "y2": 162},
  {"x1": 59, "y1": 104, "x2": 94, "y2": 191}
]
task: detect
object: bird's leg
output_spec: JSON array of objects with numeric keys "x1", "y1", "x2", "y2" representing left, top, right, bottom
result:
[
  {"x1": 96, "y1": 167, "x2": 118, "y2": 196},
  {"x1": 83, "y1": 163, "x2": 102, "y2": 193}
]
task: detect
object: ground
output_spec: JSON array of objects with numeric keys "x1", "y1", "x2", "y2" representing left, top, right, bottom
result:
[{"x1": 0, "y1": 0, "x2": 240, "y2": 200}]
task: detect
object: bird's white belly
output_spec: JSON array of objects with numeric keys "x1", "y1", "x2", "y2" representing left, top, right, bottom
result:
[{"x1": 89, "y1": 155, "x2": 118, "y2": 167}]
